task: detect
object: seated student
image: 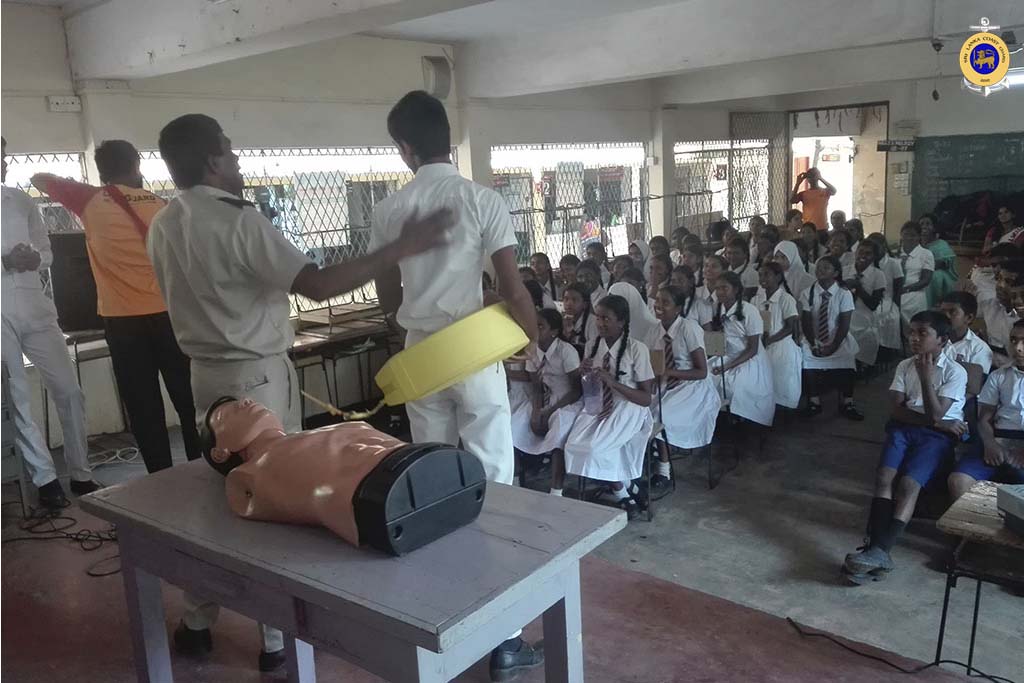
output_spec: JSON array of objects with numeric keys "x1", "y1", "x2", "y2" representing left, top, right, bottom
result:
[
  {"x1": 669, "y1": 227, "x2": 690, "y2": 266},
  {"x1": 611, "y1": 254, "x2": 634, "y2": 286},
  {"x1": 530, "y1": 252, "x2": 560, "y2": 302},
  {"x1": 799, "y1": 222, "x2": 824, "y2": 269},
  {"x1": 948, "y1": 320, "x2": 1024, "y2": 500},
  {"x1": 843, "y1": 311, "x2": 967, "y2": 583},
  {"x1": 865, "y1": 233, "x2": 904, "y2": 358},
  {"x1": 670, "y1": 264, "x2": 712, "y2": 326},
  {"x1": 575, "y1": 259, "x2": 607, "y2": 309},
  {"x1": 628, "y1": 239, "x2": 651, "y2": 273},
  {"x1": 520, "y1": 266, "x2": 556, "y2": 309},
  {"x1": 754, "y1": 225, "x2": 781, "y2": 271},
  {"x1": 648, "y1": 284, "x2": 721, "y2": 496},
  {"x1": 752, "y1": 262, "x2": 803, "y2": 410},
  {"x1": 510, "y1": 309, "x2": 583, "y2": 496},
  {"x1": 646, "y1": 253, "x2": 673, "y2": 306},
  {"x1": 585, "y1": 241, "x2": 612, "y2": 287},
  {"x1": 699, "y1": 254, "x2": 728, "y2": 307},
  {"x1": 827, "y1": 229, "x2": 855, "y2": 271},
  {"x1": 970, "y1": 242, "x2": 1020, "y2": 305},
  {"x1": 609, "y1": 268, "x2": 660, "y2": 344},
  {"x1": 939, "y1": 291, "x2": 992, "y2": 392},
  {"x1": 559, "y1": 254, "x2": 580, "y2": 289},
  {"x1": 897, "y1": 221, "x2": 934, "y2": 330},
  {"x1": 747, "y1": 215, "x2": 767, "y2": 263},
  {"x1": 561, "y1": 283, "x2": 598, "y2": 357},
  {"x1": 801, "y1": 255, "x2": 863, "y2": 420},
  {"x1": 681, "y1": 243, "x2": 705, "y2": 289},
  {"x1": 726, "y1": 236, "x2": 759, "y2": 299},
  {"x1": 975, "y1": 258, "x2": 1024, "y2": 364},
  {"x1": 843, "y1": 240, "x2": 887, "y2": 368},
  {"x1": 845, "y1": 218, "x2": 866, "y2": 254},
  {"x1": 705, "y1": 272, "x2": 776, "y2": 427},
  {"x1": 564, "y1": 294, "x2": 655, "y2": 520},
  {"x1": 773, "y1": 240, "x2": 815, "y2": 305},
  {"x1": 648, "y1": 235, "x2": 672, "y2": 280},
  {"x1": 783, "y1": 208, "x2": 803, "y2": 241}
]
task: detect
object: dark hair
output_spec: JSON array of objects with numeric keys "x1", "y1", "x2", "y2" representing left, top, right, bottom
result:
[
  {"x1": 671, "y1": 227, "x2": 690, "y2": 240},
  {"x1": 712, "y1": 271, "x2": 745, "y2": 329},
  {"x1": 989, "y1": 243, "x2": 1022, "y2": 261},
  {"x1": 586, "y1": 242, "x2": 607, "y2": 259},
  {"x1": 650, "y1": 253, "x2": 673, "y2": 280},
  {"x1": 726, "y1": 237, "x2": 750, "y2": 263},
  {"x1": 940, "y1": 291, "x2": 978, "y2": 317},
  {"x1": 785, "y1": 208, "x2": 803, "y2": 223},
  {"x1": 524, "y1": 279, "x2": 545, "y2": 309},
  {"x1": 671, "y1": 265, "x2": 698, "y2": 317},
  {"x1": 94, "y1": 140, "x2": 140, "y2": 184},
  {"x1": 815, "y1": 254, "x2": 844, "y2": 281},
  {"x1": 576, "y1": 259, "x2": 602, "y2": 285},
  {"x1": 681, "y1": 233, "x2": 702, "y2": 248},
  {"x1": 866, "y1": 232, "x2": 893, "y2": 258},
  {"x1": 387, "y1": 90, "x2": 450, "y2": 160},
  {"x1": 856, "y1": 237, "x2": 882, "y2": 266},
  {"x1": 759, "y1": 261, "x2": 792, "y2": 296},
  {"x1": 919, "y1": 213, "x2": 938, "y2": 227},
  {"x1": 806, "y1": 255, "x2": 844, "y2": 312},
  {"x1": 900, "y1": 221, "x2": 921, "y2": 237},
  {"x1": 683, "y1": 242, "x2": 705, "y2": 285},
  {"x1": 537, "y1": 308, "x2": 565, "y2": 340},
  {"x1": 563, "y1": 282, "x2": 593, "y2": 348},
  {"x1": 622, "y1": 267, "x2": 648, "y2": 303},
  {"x1": 612, "y1": 254, "x2": 634, "y2": 270},
  {"x1": 910, "y1": 310, "x2": 952, "y2": 341},
  {"x1": 844, "y1": 218, "x2": 865, "y2": 239},
  {"x1": 829, "y1": 229, "x2": 852, "y2": 252},
  {"x1": 589, "y1": 294, "x2": 631, "y2": 385},
  {"x1": 708, "y1": 219, "x2": 732, "y2": 242},
  {"x1": 560, "y1": 253, "x2": 581, "y2": 268},
  {"x1": 998, "y1": 258, "x2": 1024, "y2": 281},
  {"x1": 530, "y1": 252, "x2": 557, "y2": 298},
  {"x1": 519, "y1": 265, "x2": 536, "y2": 277},
  {"x1": 158, "y1": 114, "x2": 225, "y2": 189},
  {"x1": 649, "y1": 235, "x2": 670, "y2": 253},
  {"x1": 704, "y1": 254, "x2": 728, "y2": 274},
  {"x1": 749, "y1": 215, "x2": 767, "y2": 229}
]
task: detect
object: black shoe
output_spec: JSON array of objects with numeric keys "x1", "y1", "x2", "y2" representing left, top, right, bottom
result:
[
  {"x1": 489, "y1": 637, "x2": 544, "y2": 682},
  {"x1": 802, "y1": 402, "x2": 823, "y2": 418},
  {"x1": 69, "y1": 479, "x2": 101, "y2": 496},
  {"x1": 37, "y1": 479, "x2": 68, "y2": 509},
  {"x1": 258, "y1": 648, "x2": 287, "y2": 672},
  {"x1": 649, "y1": 473, "x2": 672, "y2": 501},
  {"x1": 841, "y1": 403, "x2": 865, "y2": 421},
  {"x1": 173, "y1": 622, "x2": 213, "y2": 656},
  {"x1": 617, "y1": 497, "x2": 640, "y2": 521}
]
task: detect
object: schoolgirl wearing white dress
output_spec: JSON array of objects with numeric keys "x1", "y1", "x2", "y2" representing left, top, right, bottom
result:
[
  {"x1": 726, "y1": 237, "x2": 760, "y2": 299},
  {"x1": 897, "y1": 221, "x2": 935, "y2": 328},
  {"x1": 576, "y1": 259, "x2": 607, "y2": 309},
  {"x1": 585, "y1": 242, "x2": 612, "y2": 288},
  {"x1": 608, "y1": 277, "x2": 660, "y2": 348},
  {"x1": 800, "y1": 255, "x2": 863, "y2": 420},
  {"x1": 646, "y1": 253, "x2": 674, "y2": 308},
  {"x1": 866, "y1": 232, "x2": 905, "y2": 354},
  {"x1": 752, "y1": 262, "x2": 803, "y2": 409},
  {"x1": 681, "y1": 243, "x2": 705, "y2": 290},
  {"x1": 563, "y1": 294, "x2": 656, "y2": 520},
  {"x1": 510, "y1": 309, "x2": 583, "y2": 496},
  {"x1": 842, "y1": 241, "x2": 887, "y2": 367},
  {"x1": 705, "y1": 272, "x2": 776, "y2": 427},
  {"x1": 826, "y1": 229, "x2": 856, "y2": 272},
  {"x1": 670, "y1": 265, "x2": 712, "y2": 326},
  {"x1": 773, "y1": 240, "x2": 816, "y2": 307},
  {"x1": 561, "y1": 283, "x2": 598, "y2": 358},
  {"x1": 530, "y1": 252, "x2": 561, "y2": 303}
]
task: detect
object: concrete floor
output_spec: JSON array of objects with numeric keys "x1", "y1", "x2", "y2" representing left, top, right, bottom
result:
[{"x1": 3, "y1": 368, "x2": 1022, "y2": 680}]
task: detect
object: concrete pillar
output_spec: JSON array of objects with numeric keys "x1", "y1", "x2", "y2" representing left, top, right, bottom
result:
[
  {"x1": 455, "y1": 103, "x2": 493, "y2": 188},
  {"x1": 76, "y1": 80, "x2": 135, "y2": 184},
  {"x1": 648, "y1": 107, "x2": 676, "y2": 238}
]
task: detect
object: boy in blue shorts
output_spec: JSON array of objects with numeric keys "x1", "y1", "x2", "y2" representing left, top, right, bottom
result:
[
  {"x1": 948, "y1": 319, "x2": 1024, "y2": 500},
  {"x1": 843, "y1": 311, "x2": 968, "y2": 583}
]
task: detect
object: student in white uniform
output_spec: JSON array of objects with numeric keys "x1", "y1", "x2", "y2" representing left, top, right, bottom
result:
[
  {"x1": 726, "y1": 237, "x2": 759, "y2": 300},
  {"x1": 559, "y1": 254, "x2": 580, "y2": 290},
  {"x1": 773, "y1": 240, "x2": 815, "y2": 306},
  {"x1": 1, "y1": 137, "x2": 97, "y2": 508},
  {"x1": 866, "y1": 232, "x2": 905, "y2": 355},
  {"x1": 610, "y1": 254, "x2": 634, "y2": 287},
  {"x1": 681, "y1": 243, "x2": 705, "y2": 289},
  {"x1": 608, "y1": 275, "x2": 660, "y2": 346},
  {"x1": 646, "y1": 253, "x2": 673, "y2": 306},
  {"x1": 629, "y1": 239, "x2": 651, "y2": 280},
  {"x1": 897, "y1": 221, "x2": 934, "y2": 329},
  {"x1": 670, "y1": 264, "x2": 712, "y2": 326},
  {"x1": 705, "y1": 272, "x2": 776, "y2": 427},
  {"x1": 511, "y1": 309, "x2": 582, "y2": 496},
  {"x1": 938, "y1": 291, "x2": 992, "y2": 400},
  {"x1": 529, "y1": 252, "x2": 560, "y2": 302},
  {"x1": 752, "y1": 262, "x2": 803, "y2": 409},
  {"x1": 648, "y1": 284, "x2": 720, "y2": 497},
  {"x1": 369, "y1": 93, "x2": 543, "y2": 675},
  {"x1": 843, "y1": 240, "x2": 887, "y2": 367},
  {"x1": 698, "y1": 254, "x2": 728, "y2": 308},
  {"x1": 576, "y1": 259, "x2": 607, "y2": 309},
  {"x1": 149, "y1": 113, "x2": 452, "y2": 671},
  {"x1": 564, "y1": 294, "x2": 655, "y2": 520},
  {"x1": 747, "y1": 215, "x2": 767, "y2": 264},
  {"x1": 800, "y1": 255, "x2": 863, "y2": 420},
  {"x1": 562, "y1": 282, "x2": 598, "y2": 357},
  {"x1": 585, "y1": 241, "x2": 612, "y2": 287},
  {"x1": 827, "y1": 229, "x2": 856, "y2": 272},
  {"x1": 976, "y1": 259, "x2": 1024, "y2": 364}
]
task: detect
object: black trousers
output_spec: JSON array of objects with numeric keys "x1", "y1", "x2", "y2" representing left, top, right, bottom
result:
[
  {"x1": 802, "y1": 367, "x2": 856, "y2": 398},
  {"x1": 104, "y1": 312, "x2": 201, "y2": 473}
]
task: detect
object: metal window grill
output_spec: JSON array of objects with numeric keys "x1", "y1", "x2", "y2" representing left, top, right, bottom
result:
[{"x1": 490, "y1": 143, "x2": 651, "y2": 263}]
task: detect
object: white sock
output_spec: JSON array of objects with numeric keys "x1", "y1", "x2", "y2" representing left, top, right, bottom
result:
[
  {"x1": 657, "y1": 461, "x2": 671, "y2": 477},
  {"x1": 810, "y1": 396, "x2": 822, "y2": 406},
  {"x1": 512, "y1": 476, "x2": 520, "y2": 486},
  {"x1": 550, "y1": 488, "x2": 564, "y2": 497},
  {"x1": 612, "y1": 486, "x2": 629, "y2": 501}
]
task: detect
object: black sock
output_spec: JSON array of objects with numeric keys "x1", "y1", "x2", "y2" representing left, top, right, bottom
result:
[
  {"x1": 867, "y1": 497, "x2": 894, "y2": 542},
  {"x1": 873, "y1": 519, "x2": 906, "y2": 552}
]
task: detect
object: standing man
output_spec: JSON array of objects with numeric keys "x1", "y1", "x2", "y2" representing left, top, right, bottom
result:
[
  {"x1": 790, "y1": 167, "x2": 837, "y2": 235},
  {"x1": 370, "y1": 91, "x2": 542, "y2": 682},
  {"x1": 31, "y1": 140, "x2": 201, "y2": 474},
  {"x1": 148, "y1": 114, "x2": 452, "y2": 672},
  {"x1": 1, "y1": 136, "x2": 99, "y2": 508}
]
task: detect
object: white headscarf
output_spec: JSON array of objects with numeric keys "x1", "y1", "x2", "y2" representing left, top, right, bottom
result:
[
  {"x1": 608, "y1": 281, "x2": 660, "y2": 344},
  {"x1": 631, "y1": 239, "x2": 651, "y2": 268},
  {"x1": 773, "y1": 240, "x2": 814, "y2": 297}
]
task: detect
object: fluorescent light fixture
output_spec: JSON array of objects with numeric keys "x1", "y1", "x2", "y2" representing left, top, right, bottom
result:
[{"x1": 1005, "y1": 67, "x2": 1024, "y2": 87}]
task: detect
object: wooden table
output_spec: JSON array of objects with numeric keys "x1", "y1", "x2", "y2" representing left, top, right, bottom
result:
[
  {"x1": 934, "y1": 481, "x2": 1024, "y2": 677},
  {"x1": 80, "y1": 461, "x2": 626, "y2": 682}
]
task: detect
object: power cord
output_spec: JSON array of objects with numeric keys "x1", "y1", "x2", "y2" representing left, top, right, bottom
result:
[
  {"x1": 786, "y1": 618, "x2": 1017, "y2": 683},
  {"x1": 2, "y1": 504, "x2": 121, "y2": 578}
]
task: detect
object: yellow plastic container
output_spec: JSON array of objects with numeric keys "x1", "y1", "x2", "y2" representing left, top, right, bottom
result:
[{"x1": 375, "y1": 304, "x2": 529, "y2": 406}]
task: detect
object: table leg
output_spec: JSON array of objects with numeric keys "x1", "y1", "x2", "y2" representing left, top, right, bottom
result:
[
  {"x1": 284, "y1": 634, "x2": 316, "y2": 683},
  {"x1": 934, "y1": 567, "x2": 955, "y2": 664},
  {"x1": 121, "y1": 562, "x2": 173, "y2": 683},
  {"x1": 967, "y1": 579, "x2": 982, "y2": 675},
  {"x1": 542, "y1": 563, "x2": 583, "y2": 683}
]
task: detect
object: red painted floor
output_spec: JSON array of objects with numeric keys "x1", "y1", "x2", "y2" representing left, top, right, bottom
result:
[{"x1": 2, "y1": 505, "x2": 966, "y2": 683}]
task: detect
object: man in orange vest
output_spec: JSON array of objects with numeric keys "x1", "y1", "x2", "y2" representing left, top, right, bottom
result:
[{"x1": 790, "y1": 166, "x2": 837, "y2": 235}]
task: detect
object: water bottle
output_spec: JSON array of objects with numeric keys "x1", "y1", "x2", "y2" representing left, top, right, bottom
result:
[{"x1": 581, "y1": 371, "x2": 604, "y2": 416}]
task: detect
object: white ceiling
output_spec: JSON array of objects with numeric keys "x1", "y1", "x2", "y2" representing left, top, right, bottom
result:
[{"x1": 368, "y1": 0, "x2": 688, "y2": 42}]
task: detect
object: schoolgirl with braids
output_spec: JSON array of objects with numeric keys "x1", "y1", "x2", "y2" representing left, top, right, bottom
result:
[
  {"x1": 646, "y1": 285, "x2": 720, "y2": 496},
  {"x1": 800, "y1": 254, "x2": 862, "y2": 420},
  {"x1": 529, "y1": 251, "x2": 560, "y2": 301},
  {"x1": 752, "y1": 261, "x2": 803, "y2": 409},
  {"x1": 575, "y1": 259, "x2": 606, "y2": 308},
  {"x1": 561, "y1": 283, "x2": 598, "y2": 357},
  {"x1": 509, "y1": 308, "x2": 583, "y2": 497},
  {"x1": 705, "y1": 271, "x2": 776, "y2": 426},
  {"x1": 681, "y1": 243, "x2": 705, "y2": 288},
  {"x1": 698, "y1": 254, "x2": 729, "y2": 308},
  {"x1": 670, "y1": 264, "x2": 712, "y2": 325},
  {"x1": 563, "y1": 294, "x2": 656, "y2": 521},
  {"x1": 646, "y1": 253, "x2": 674, "y2": 305}
]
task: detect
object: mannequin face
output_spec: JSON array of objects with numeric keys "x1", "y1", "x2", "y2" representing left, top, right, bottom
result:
[{"x1": 208, "y1": 399, "x2": 285, "y2": 463}]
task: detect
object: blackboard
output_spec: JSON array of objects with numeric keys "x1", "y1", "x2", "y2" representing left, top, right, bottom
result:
[{"x1": 911, "y1": 132, "x2": 1024, "y2": 217}]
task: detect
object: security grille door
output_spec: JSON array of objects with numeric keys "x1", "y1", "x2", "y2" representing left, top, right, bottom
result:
[{"x1": 729, "y1": 112, "x2": 791, "y2": 227}]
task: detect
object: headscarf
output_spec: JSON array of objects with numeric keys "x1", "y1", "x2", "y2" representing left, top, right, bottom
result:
[
  {"x1": 773, "y1": 240, "x2": 814, "y2": 298},
  {"x1": 631, "y1": 239, "x2": 653, "y2": 282},
  {"x1": 608, "y1": 281, "x2": 660, "y2": 344}
]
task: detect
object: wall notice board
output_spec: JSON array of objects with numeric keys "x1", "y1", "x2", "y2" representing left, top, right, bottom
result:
[{"x1": 911, "y1": 132, "x2": 1024, "y2": 217}]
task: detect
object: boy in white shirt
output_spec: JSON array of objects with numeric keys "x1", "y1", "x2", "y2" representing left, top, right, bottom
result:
[
  {"x1": 842, "y1": 311, "x2": 967, "y2": 584},
  {"x1": 938, "y1": 291, "x2": 992, "y2": 396}
]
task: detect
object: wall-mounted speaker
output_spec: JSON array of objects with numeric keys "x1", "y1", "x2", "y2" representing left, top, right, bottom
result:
[{"x1": 422, "y1": 56, "x2": 452, "y2": 100}]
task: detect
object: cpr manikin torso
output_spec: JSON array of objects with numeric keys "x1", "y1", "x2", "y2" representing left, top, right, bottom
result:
[{"x1": 204, "y1": 398, "x2": 487, "y2": 555}]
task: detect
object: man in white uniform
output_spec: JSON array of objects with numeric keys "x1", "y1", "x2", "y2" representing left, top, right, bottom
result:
[
  {"x1": 1, "y1": 137, "x2": 98, "y2": 508},
  {"x1": 148, "y1": 114, "x2": 452, "y2": 672},
  {"x1": 370, "y1": 91, "x2": 541, "y2": 681}
]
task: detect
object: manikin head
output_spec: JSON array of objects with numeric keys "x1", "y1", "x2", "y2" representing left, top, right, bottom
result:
[{"x1": 201, "y1": 397, "x2": 286, "y2": 475}]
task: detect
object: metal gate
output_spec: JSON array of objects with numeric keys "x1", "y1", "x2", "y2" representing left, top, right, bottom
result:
[{"x1": 728, "y1": 112, "x2": 791, "y2": 228}]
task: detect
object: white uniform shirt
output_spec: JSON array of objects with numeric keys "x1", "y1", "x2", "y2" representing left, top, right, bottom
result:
[
  {"x1": 647, "y1": 315, "x2": 705, "y2": 372},
  {"x1": 978, "y1": 365, "x2": 1024, "y2": 431},
  {"x1": 752, "y1": 286, "x2": 799, "y2": 336},
  {"x1": 878, "y1": 254, "x2": 904, "y2": 299},
  {"x1": 950, "y1": 329, "x2": 993, "y2": 375},
  {"x1": 979, "y1": 298, "x2": 1020, "y2": 351},
  {"x1": 1, "y1": 186, "x2": 53, "y2": 308},
  {"x1": 842, "y1": 264, "x2": 887, "y2": 314},
  {"x1": 732, "y1": 263, "x2": 759, "y2": 290},
  {"x1": 682, "y1": 295, "x2": 712, "y2": 327},
  {"x1": 890, "y1": 350, "x2": 968, "y2": 422},
  {"x1": 587, "y1": 335, "x2": 655, "y2": 398},
  {"x1": 525, "y1": 337, "x2": 580, "y2": 405},
  {"x1": 368, "y1": 163, "x2": 516, "y2": 334},
  {"x1": 589, "y1": 285, "x2": 608, "y2": 309},
  {"x1": 147, "y1": 185, "x2": 312, "y2": 361},
  {"x1": 899, "y1": 245, "x2": 935, "y2": 286},
  {"x1": 710, "y1": 300, "x2": 764, "y2": 363},
  {"x1": 803, "y1": 282, "x2": 855, "y2": 346},
  {"x1": 567, "y1": 309, "x2": 599, "y2": 351}
]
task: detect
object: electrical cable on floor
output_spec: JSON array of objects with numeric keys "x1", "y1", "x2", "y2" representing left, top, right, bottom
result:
[
  {"x1": 786, "y1": 617, "x2": 1017, "y2": 683},
  {"x1": 2, "y1": 503, "x2": 121, "y2": 577}
]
